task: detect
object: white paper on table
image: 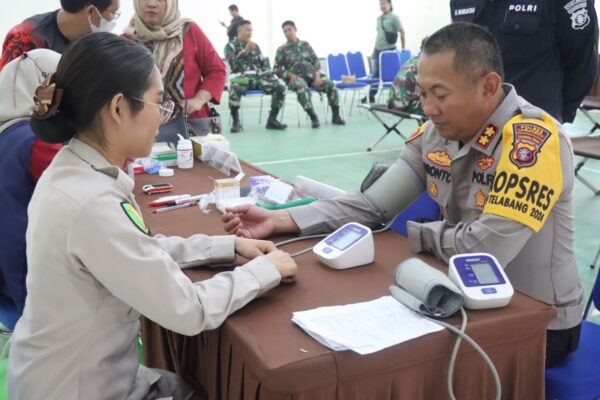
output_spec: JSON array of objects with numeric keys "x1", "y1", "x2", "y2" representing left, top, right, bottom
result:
[
  {"x1": 264, "y1": 179, "x2": 294, "y2": 204},
  {"x1": 292, "y1": 296, "x2": 444, "y2": 355}
]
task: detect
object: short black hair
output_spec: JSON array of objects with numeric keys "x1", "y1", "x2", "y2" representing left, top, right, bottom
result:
[
  {"x1": 422, "y1": 22, "x2": 504, "y2": 82},
  {"x1": 237, "y1": 20, "x2": 252, "y2": 29},
  {"x1": 282, "y1": 20, "x2": 296, "y2": 30},
  {"x1": 228, "y1": 4, "x2": 238, "y2": 12},
  {"x1": 32, "y1": 33, "x2": 155, "y2": 144},
  {"x1": 60, "y1": 0, "x2": 112, "y2": 13},
  {"x1": 381, "y1": 0, "x2": 393, "y2": 12}
]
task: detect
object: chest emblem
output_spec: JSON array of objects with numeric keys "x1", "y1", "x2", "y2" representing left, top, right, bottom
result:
[
  {"x1": 474, "y1": 190, "x2": 487, "y2": 209},
  {"x1": 477, "y1": 156, "x2": 495, "y2": 171},
  {"x1": 426, "y1": 151, "x2": 452, "y2": 167},
  {"x1": 428, "y1": 181, "x2": 439, "y2": 198}
]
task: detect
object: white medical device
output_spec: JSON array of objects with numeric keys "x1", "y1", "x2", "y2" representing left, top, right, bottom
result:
[
  {"x1": 448, "y1": 253, "x2": 514, "y2": 310},
  {"x1": 313, "y1": 223, "x2": 374, "y2": 269}
]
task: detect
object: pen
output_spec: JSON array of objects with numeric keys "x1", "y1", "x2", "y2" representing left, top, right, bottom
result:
[
  {"x1": 152, "y1": 201, "x2": 198, "y2": 214},
  {"x1": 161, "y1": 194, "x2": 206, "y2": 207},
  {"x1": 148, "y1": 194, "x2": 191, "y2": 207}
]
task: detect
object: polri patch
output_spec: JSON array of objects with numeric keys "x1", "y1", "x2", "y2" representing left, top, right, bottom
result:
[
  {"x1": 477, "y1": 156, "x2": 495, "y2": 171},
  {"x1": 121, "y1": 201, "x2": 150, "y2": 235},
  {"x1": 474, "y1": 190, "x2": 487, "y2": 209},
  {"x1": 509, "y1": 122, "x2": 551, "y2": 169}
]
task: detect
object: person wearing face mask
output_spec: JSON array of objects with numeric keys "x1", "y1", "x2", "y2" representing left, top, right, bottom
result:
[
  {"x1": 0, "y1": 49, "x2": 62, "y2": 316},
  {"x1": 8, "y1": 33, "x2": 297, "y2": 400},
  {"x1": 0, "y1": 0, "x2": 120, "y2": 70},
  {"x1": 123, "y1": 0, "x2": 226, "y2": 124}
]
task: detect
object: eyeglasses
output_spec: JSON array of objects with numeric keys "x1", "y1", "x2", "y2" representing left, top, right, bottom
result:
[
  {"x1": 128, "y1": 97, "x2": 175, "y2": 125},
  {"x1": 104, "y1": 8, "x2": 121, "y2": 19}
]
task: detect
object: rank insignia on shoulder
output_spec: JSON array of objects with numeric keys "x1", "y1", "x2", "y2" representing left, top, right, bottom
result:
[
  {"x1": 475, "y1": 123, "x2": 499, "y2": 149},
  {"x1": 406, "y1": 122, "x2": 428, "y2": 143},
  {"x1": 121, "y1": 201, "x2": 150, "y2": 235},
  {"x1": 509, "y1": 122, "x2": 551, "y2": 169}
]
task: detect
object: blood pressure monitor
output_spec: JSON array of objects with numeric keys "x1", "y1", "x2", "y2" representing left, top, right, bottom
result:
[
  {"x1": 313, "y1": 223, "x2": 374, "y2": 269},
  {"x1": 448, "y1": 253, "x2": 514, "y2": 309}
]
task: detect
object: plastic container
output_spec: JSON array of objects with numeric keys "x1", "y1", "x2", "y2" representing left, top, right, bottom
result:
[{"x1": 176, "y1": 134, "x2": 194, "y2": 169}]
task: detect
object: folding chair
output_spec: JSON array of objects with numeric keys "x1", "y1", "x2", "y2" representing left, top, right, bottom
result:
[
  {"x1": 326, "y1": 53, "x2": 368, "y2": 117},
  {"x1": 376, "y1": 51, "x2": 401, "y2": 104},
  {"x1": 359, "y1": 104, "x2": 427, "y2": 151},
  {"x1": 545, "y1": 266, "x2": 600, "y2": 400},
  {"x1": 346, "y1": 51, "x2": 378, "y2": 85}
]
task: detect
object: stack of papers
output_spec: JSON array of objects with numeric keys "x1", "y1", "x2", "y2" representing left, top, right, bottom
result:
[{"x1": 292, "y1": 296, "x2": 444, "y2": 355}]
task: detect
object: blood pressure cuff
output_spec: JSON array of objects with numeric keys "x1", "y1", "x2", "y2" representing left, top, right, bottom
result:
[
  {"x1": 389, "y1": 257, "x2": 464, "y2": 318},
  {"x1": 360, "y1": 161, "x2": 389, "y2": 193}
]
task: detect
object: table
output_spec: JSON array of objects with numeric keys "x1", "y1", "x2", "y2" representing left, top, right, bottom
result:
[{"x1": 137, "y1": 161, "x2": 556, "y2": 400}]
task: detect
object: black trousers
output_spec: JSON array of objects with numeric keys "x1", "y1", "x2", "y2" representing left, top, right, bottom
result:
[{"x1": 546, "y1": 323, "x2": 581, "y2": 368}]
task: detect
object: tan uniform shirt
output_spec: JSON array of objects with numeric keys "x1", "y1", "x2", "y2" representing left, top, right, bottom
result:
[
  {"x1": 9, "y1": 138, "x2": 281, "y2": 400},
  {"x1": 289, "y1": 85, "x2": 583, "y2": 330}
]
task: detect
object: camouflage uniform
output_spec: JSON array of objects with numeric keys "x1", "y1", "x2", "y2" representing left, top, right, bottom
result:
[
  {"x1": 274, "y1": 40, "x2": 339, "y2": 110},
  {"x1": 388, "y1": 55, "x2": 421, "y2": 113},
  {"x1": 225, "y1": 39, "x2": 286, "y2": 111}
]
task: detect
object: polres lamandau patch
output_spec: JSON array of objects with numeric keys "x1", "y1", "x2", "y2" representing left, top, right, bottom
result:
[
  {"x1": 509, "y1": 122, "x2": 551, "y2": 168},
  {"x1": 121, "y1": 201, "x2": 150, "y2": 235},
  {"x1": 565, "y1": 0, "x2": 591, "y2": 30}
]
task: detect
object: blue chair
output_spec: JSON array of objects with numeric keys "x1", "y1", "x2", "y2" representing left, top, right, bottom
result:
[
  {"x1": 326, "y1": 53, "x2": 368, "y2": 117},
  {"x1": 346, "y1": 51, "x2": 379, "y2": 85},
  {"x1": 390, "y1": 191, "x2": 441, "y2": 237},
  {"x1": 376, "y1": 51, "x2": 401, "y2": 103},
  {"x1": 398, "y1": 49, "x2": 413, "y2": 67},
  {"x1": 545, "y1": 267, "x2": 600, "y2": 400}
]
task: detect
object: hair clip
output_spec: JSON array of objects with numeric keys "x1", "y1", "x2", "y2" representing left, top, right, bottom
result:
[{"x1": 33, "y1": 73, "x2": 63, "y2": 120}]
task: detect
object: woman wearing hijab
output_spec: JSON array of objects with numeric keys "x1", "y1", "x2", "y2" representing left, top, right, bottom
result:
[
  {"x1": 123, "y1": 0, "x2": 226, "y2": 124},
  {"x1": 0, "y1": 49, "x2": 62, "y2": 315}
]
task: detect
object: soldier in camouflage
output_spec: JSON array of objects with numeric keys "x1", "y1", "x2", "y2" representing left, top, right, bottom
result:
[
  {"x1": 274, "y1": 20, "x2": 345, "y2": 128},
  {"x1": 225, "y1": 20, "x2": 287, "y2": 133},
  {"x1": 388, "y1": 54, "x2": 421, "y2": 113}
]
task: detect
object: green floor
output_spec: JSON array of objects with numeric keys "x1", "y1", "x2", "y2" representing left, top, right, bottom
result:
[{"x1": 215, "y1": 91, "x2": 600, "y2": 313}]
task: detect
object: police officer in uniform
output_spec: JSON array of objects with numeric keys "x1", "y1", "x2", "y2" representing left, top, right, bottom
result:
[
  {"x1": 450, "y1": 0, "x2": 598, "y2": 123},
  {"x1": 223, "y1": 23, "x2": 583, "y2": 367},
  {"x1": 8, "y1": 33, "x2": 297, "y2": 400},
  {"x1": 274, "y1": 20, "x2": 345, "y2": 128},
  {"x1": 225, "y1": 20, "x2": 287, "y2": 133}
]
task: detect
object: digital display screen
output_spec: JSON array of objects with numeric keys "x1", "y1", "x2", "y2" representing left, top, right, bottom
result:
[
  {"x1": 471, "y1": 262, "x2": 500, "y2": 285},
  {"x1": 331, "y1": 230, "x2": 362, "y2": 250}
]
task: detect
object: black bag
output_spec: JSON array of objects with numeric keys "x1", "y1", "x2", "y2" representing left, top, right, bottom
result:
[
  {"x1": 381, "y1": 17, "x2": 398, "y2": 45},
  {"x1": 157, "y1": 105, "x2": 222, "y2": 147}
]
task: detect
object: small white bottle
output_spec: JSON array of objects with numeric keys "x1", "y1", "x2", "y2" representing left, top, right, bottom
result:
[{"x1": 176, "y1": 134, "x2": 194, "y2": 169}]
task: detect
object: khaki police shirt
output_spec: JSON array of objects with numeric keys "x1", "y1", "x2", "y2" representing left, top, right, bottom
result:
[
  {"x1": 8, "y1": 138, "x2": 281, "y2": 400},
  {"x1": 288, "y1": 85, "x2": 583, "y2": 330}
]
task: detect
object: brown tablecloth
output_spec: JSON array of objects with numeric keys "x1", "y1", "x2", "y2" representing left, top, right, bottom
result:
[{"x1": 136, "y1": 161, "x2": 556, "y2": 400}]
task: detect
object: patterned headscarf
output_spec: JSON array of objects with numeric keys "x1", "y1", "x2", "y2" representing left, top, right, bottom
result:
[
  {"x1": 0, "y1": 49, "x2": 61, "y2": 134},
  {"x1": 124, "y1": 0, "x2": 192, "y2": 78}
]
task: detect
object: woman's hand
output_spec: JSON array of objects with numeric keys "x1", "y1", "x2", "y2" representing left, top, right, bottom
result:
[
  {"x1": 234, "y1": 237, "x2": 276, "y2": 259},
  {"x1": 186, "y1": 90, "x2": 212, "y2": 114}
]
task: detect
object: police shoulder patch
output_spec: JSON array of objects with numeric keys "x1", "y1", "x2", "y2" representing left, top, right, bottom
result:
[
  {"x1": 406, "y1": 122, "x2": 428, "y2": 143},
  {"x1": 483, "y1": 114, "x2": 562, "y2": 232},
  {"x1": 121, "y1": 201, "x2": 150, "y2": 235}
]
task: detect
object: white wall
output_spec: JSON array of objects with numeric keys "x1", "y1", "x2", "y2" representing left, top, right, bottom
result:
[{"x1": 1, "y1": 0, "x2": 450, "y2": 63}]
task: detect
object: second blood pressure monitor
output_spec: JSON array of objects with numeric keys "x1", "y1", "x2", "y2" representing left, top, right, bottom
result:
[
  {"x1": 313, "y1": 223, "x2": 374, "y2": 269},
  {"x1": 449, "y1": 253, "x2": 514, "y2": 309}
]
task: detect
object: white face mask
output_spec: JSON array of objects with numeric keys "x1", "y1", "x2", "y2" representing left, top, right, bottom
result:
[{"x1": 88, "y1": 6, "x2": 117, "y2": 33}]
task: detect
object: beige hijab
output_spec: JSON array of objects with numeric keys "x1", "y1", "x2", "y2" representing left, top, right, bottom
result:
[
  {"x1": 125, "y1": 0, "x2": 192, "y2": 78},
  {"x1": 0, "y1": 49, "x2": 61, "y2": 134}
]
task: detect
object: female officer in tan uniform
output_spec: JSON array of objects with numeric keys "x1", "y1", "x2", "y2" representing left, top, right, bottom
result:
[{"x1": 8, "y1": 33, "x2": 297, "y2": 400}]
